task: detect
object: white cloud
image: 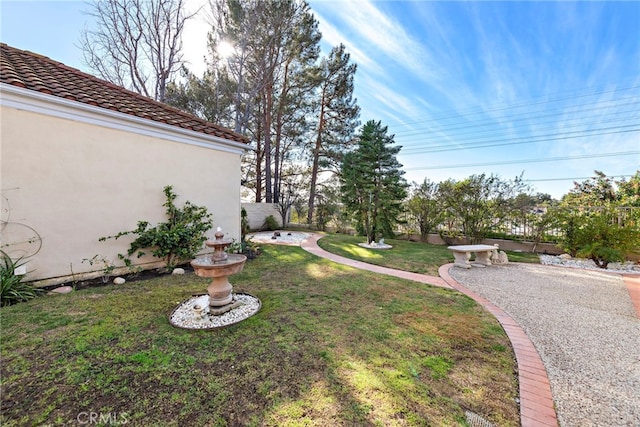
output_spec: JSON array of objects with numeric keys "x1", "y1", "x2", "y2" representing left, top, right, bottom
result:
[
  {"x1": 359, "y1": 76, "x2": 425, "y2": 119},
  {"x1": 313, "y1": 8, "x2": 383, "y2": 75},
  {"x1": 335, "y1": 0, "x2": 439, "y2": 81}
]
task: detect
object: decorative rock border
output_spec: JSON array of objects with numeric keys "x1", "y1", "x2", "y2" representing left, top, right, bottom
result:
[
  {"x1": 357, "y1": 242, "x2": 393, "y2": 250},
  {"x1": 169, "y1": 293, "x2": 261, "y2": 330},
  {"x1": 247, "y1": 231, "x2": 311, "y2": 246}
]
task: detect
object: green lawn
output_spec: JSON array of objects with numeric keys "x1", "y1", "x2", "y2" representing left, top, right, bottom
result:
[
  {"x1": 317, "y1": 233, "x2": 540, "y2": 276},
  {"x1": 1, "y1": 244, "x2": 519, "y2": 426}
]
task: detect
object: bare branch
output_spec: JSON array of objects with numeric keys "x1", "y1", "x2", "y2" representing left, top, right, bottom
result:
[{"x1": 79, "y1": 0, "x2": 193, "y2": 101}]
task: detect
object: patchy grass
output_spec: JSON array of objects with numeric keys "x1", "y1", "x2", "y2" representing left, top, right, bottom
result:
[
  {"x1": 1, "y1": 245, "x2": 519, "y2": 426},
  {"x1": 318, "y1": 234, "x2": 540, "y2": 276}
]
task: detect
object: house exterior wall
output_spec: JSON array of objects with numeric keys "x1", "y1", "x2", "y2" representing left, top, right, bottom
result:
[{"x1": 1, "y1": 101, "x2": 244, "y2": 284}]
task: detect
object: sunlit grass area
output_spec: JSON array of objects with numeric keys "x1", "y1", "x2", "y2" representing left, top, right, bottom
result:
[
  {"x1": 1, "y1": 245, "x2": 519, "y2": 426},
  {"x1": 317, "y1": 233, "x2": 540, "y2": 276}
]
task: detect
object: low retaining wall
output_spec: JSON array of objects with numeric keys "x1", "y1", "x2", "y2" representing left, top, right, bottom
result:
[
  {"x1": 322, "y1": 227, "x2": 562, "y2": 255},
  {"x1": 241, "y1": 203, "x2": 282, "y2": 230},
  {"x1": 406, "y1": 233, "x2": 563, "y2": 255}
]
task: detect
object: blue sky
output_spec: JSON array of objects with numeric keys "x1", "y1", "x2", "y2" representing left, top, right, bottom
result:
[{"x1": 2, "y1": 0, "x2": 639, "y2": 198}]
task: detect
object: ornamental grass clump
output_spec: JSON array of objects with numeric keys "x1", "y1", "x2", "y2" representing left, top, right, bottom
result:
[{"x1": 0, "y1": 250, "x2": 42, "y2": 306}]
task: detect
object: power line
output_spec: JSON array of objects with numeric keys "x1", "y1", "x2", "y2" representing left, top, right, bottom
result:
[
  {"x1": 401, "y1": 126, "x2": 640, "y2": 154},
  {"x1": 386, "y1": 84, "x2": 640, "y2": 129},
  {"x1": 394, "y1": 97, "x2": 640, "y2": 139},
  {"x1": 398, "y1": 111, "x2": 639, "y2": 147},
  {"x1": 405, "y1": 151, "x2": 640, "y2": 171},
  {"x1": 523, "y1": 175, "x2": 635, "y2": 183}
]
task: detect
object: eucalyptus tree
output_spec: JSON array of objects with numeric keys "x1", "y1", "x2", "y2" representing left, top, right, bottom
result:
[
  {"x1": 340, "y1": 120, "x2": 408, "y2": 243},
  {"x1": 307, "y1": 44, "x2": 360, "y2": 224},
  {"x1": 80, "y1": 0, "x2": 195, "y2": 102}
]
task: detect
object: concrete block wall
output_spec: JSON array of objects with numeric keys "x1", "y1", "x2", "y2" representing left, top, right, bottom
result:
[{"x1": 241, "y1": 203, "x2": 282, "y2": 230}]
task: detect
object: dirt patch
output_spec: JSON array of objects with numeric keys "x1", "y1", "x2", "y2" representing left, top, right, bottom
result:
[{"x1": 43, "y1": 263, "x2": 196, "y2": 293}]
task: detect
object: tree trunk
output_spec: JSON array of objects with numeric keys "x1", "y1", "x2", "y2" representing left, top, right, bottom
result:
[
  {"x1": 254, "y1": 117, "x2": 263, "y2": 202},
  {"x1": 264, "y1": 88, "x2": 273, "y2": 203},
  {"x1": 307, "y1": 138, "x2": 321, "y2": 225},
  {"x1": 273, "y1": 61, "x2": 290, "y2": 204},
  {"x1": 308, "y1": 92, "x2": 326, "y2": 224}
]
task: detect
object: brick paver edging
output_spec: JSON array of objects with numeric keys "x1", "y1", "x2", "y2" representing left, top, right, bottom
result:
[
  {"x1": 300, "y1": 234, "x2": 451, "y2": 288},
  {"x1": 299, "y1": 234, "x2": 559, "y2": 427},
  {"x1": 623, "y1": 275, "x2": 640, "y2": 318},
  {"x1": 439, "y1": 264, "x2": 559, "y2": 427}
]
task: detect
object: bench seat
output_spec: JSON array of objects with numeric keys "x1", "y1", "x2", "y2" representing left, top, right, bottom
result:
[{"x1": 448, "y1": 244, "x2": 497, "y2": 269}]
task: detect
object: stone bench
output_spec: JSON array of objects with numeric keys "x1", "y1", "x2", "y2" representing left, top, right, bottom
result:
[{"x1": 448, "y1": 244, "x2": 499, "y2": 269}]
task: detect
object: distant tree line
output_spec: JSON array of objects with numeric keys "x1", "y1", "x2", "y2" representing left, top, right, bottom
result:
[{"x1": 404, "y1": 171, "x2": 640, "y2": 268}]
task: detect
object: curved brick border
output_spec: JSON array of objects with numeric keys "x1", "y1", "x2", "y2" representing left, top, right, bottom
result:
[
  {"x1": 623, "y1": 274, "x2": 640, "y2": 319},
  {"x1": 300, "y1": 234, "x2": 450, "y2": 288},
  {"x1": 299, "y1": 233, "x2": 559, "y2": 427},
  {"x1": 439, "y1": 264, "x2": 559, "y2": 427}
]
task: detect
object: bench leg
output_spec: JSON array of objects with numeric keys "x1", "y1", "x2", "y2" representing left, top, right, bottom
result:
[
  {"x1": 452, "y1": 251, "x2": 472, "y2": 269},
  {"x1": 474, "y1": 251, "x2": 492, "y2": 266}
]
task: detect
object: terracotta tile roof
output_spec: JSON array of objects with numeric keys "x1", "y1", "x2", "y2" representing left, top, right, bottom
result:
[{"x1": 0, "y1": 43, "x2": 248, "y2": 144}]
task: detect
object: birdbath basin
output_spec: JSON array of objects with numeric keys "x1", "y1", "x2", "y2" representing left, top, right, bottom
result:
[
  {"x1": 191, "y1": 253, "x2": 247, "y2": 307},
  {"x1": 170, "y1": 227, "x2": 260, "y2": 330}
]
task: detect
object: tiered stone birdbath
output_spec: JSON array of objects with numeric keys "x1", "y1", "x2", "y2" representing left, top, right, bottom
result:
[
  {"x1": 193, "y1": 227, "x2": 247, "y2": 312},
  {"x1": 169, "y1": 227, "x2": 260, "y2": 330}
]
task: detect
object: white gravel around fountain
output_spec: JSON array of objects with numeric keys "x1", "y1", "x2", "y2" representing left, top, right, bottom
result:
[
  {"x1": 170, "y1": 293, "x2": 261, "y2": 330},
  {"x1": 247, "y1": 231, "x2": 311, "y2": 245},
  {"x1": 357, "y1": 241, "x2": 392, "y2": 250}
]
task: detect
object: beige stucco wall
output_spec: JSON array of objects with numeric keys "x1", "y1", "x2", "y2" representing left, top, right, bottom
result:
[
  {"x1": 241, "y1": 203, "x2": 282, "y2": 230},
  {"x1": 1, "y1": 104, "x2": 243, "y2": 283}
]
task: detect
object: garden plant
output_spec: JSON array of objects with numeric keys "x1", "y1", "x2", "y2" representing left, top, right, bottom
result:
[{"x1": 99, "y1": 186, "x2": 213, "y2": 270}]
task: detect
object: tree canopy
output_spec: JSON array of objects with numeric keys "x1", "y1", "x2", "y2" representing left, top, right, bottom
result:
[
  {"x1": 340, "y1": 120, "x2": 407, "y2": 243},
  {"x1": 80, "y1": 0, "x2": 194, "y2": 102},
  {"x1": 166, "y1": 0, "x2": 360, "y2": 211},
  {"x1": 554, "y1": 171, "x2": 640, "y2": 267}
]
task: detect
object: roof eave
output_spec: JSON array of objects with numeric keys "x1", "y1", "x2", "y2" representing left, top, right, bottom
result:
[{"x1": 0, "y1": 83, "x2": 249, "y2": 154}]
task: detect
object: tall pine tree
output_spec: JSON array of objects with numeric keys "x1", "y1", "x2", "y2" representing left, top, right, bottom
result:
[
  {"x1": 340, "y1": 120, "x2": 408, "y2": 243},
  {"x1": 307, "y1": 44, "x2": 360, "y2": 224}
]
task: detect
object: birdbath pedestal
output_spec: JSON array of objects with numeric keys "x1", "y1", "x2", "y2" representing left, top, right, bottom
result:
[{"x1": 190, "y1": 228, "x2": 247, "y2": 313}]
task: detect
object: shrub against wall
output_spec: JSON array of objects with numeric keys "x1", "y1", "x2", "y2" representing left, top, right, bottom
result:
[
  {"x1": 262, "y1": 215, "x2": 279, "y2": 231},
  {"x1": 100, "y1": 186, "x2": 213, "y2": 269},
  {"x1": 241, "y1": 203, "x2": 281, "y2": 231}
]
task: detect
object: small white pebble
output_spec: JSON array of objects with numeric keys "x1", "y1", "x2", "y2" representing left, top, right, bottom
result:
[
  {"x1": 113, "y1": 277, "x2": 126, "y2": 285},
  {"x1": 172, "y1": 268, "x2": 185, "y2": 275}
]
